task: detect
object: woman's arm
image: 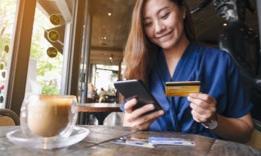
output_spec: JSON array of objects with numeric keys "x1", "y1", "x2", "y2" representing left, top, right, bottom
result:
[
  {"x1": 188, "y1": 93, "x2": 253, "y2": 143},
  {"x1": 212, "y1": 113, "x2": 253, "y2": 143}
]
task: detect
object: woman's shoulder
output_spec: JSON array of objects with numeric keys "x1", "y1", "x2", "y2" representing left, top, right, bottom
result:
[{"x1": 192, "y1": 43, "x2": 233, "y2": 63}]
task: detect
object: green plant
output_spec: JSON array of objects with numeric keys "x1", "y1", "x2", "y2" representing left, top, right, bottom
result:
[{"x1": 41, "y1": 84, "x2": 59, "y2": 95}]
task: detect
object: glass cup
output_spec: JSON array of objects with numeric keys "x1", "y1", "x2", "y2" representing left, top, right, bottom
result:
[{"x1": 20, "y1": 95, "x2": 78, "y2": 138}]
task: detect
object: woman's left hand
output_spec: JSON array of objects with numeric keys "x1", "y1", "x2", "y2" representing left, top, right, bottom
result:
[{"x1": 187, "y1": 93, "x2": 217, "y2": 123}]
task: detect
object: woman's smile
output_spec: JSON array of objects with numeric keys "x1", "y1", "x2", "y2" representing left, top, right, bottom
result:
[{"x1": 155, "y1": 29, "x2": 174, "y2": 42}]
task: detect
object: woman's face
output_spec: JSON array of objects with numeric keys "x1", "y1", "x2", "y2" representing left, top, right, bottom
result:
[{"x1": 143, "y1": 0, "x2": 185, "y2": 50}]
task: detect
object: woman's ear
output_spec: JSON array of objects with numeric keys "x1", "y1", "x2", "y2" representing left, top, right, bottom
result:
[
  {"x1": 182, "y1": 7, "x2": 186, "y2": 19},
  {"x1": 179, "y1": 6, "x2": 186, "y2": 19}
]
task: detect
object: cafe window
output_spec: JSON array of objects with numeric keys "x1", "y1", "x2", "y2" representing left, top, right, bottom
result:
[
  {"x1": 25, "y1": 1, "x2": 73, "y2": 96},
  {"x1": 0, "y1": 0, "x2": 18, "y2": 108},
  {"x1": 94, "y1": 64, "x2": 118, "y2": 92}
]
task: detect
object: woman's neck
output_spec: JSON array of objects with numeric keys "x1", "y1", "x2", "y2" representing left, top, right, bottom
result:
[
  {"x1": 163, "y1": 35, "x2": 190, "y2": 77},
  {"x1": 163, "y1": 34, "x2": 189, "y2": 59}
]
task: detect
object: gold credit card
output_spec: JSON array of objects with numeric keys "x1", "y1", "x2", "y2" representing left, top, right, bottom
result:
[{"x1": 165, "y1": 81, "x2": 201, "y2": 96}]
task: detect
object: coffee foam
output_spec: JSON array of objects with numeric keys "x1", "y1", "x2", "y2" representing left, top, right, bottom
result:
[{"x1": 27, "y1": 98, "x2": 72, "y2": 137}]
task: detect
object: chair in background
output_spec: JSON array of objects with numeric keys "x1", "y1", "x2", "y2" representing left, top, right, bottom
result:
[
  {"x1": 103, "y1": 112, "x2": 123, "y2": 126},
  {"x1": 0, "y1": 109, "x2": 19, "y2": 126}
]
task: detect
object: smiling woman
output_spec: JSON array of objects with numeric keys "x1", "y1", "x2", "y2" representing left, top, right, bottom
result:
[
  {"x1": 124, "y1": 0, "x2": 194, "y2": 82},
  {"x1": 122, "y1": 0, "x2": 253, "y2": 143},
  {"x1": 143, "y1": 0, "x2": 187, "y2": 52}
]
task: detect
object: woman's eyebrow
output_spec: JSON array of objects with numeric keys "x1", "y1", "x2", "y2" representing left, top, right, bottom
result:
[
  {"x1": 143, "y1": 6, "x2": 170, "y2": 20},
  {"x1": 157, "y1": 6, "x2": 170, "y2": 14}
]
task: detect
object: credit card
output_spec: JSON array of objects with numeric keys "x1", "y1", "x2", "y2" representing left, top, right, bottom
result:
[{"x1": 165, "y1": 81, "x2": 200, "y2": 96}]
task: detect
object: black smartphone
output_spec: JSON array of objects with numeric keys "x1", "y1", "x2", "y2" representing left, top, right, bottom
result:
[{"x1": 114, "y1": 80, "x2": 162, "y2": 111}]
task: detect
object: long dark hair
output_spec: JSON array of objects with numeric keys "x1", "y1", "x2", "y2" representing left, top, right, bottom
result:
[{"x1": 123, "y1": 0, "x2": 195, "y2": 82}]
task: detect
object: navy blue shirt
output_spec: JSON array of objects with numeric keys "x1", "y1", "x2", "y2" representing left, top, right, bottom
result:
[{"x1": 148, "y1": 43, "x2": 252, "y2": 138}]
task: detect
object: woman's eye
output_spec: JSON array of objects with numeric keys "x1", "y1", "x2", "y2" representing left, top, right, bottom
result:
[
  {"x1": 144, "y1": 21, "x2": 152, "y2": 27},
  {"x1": 161, "y1": 12, "x2": 170, "y2": 19}
]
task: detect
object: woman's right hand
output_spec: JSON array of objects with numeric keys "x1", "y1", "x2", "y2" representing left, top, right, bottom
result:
[{"x1": 123, "y1": 98, "x2": 164, "y2": 130}]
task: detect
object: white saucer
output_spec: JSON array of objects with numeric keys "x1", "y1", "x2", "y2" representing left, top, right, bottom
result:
[{"x1": 6, "y1": 126, "x2": 90, "y2": 149}]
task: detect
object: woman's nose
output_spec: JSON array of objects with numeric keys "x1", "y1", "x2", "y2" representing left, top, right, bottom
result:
[{"x1": 154, "y1": 20, "x2": 166, "y2": 34}]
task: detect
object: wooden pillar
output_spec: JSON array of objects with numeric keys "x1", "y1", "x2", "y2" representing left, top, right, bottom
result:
[
  {"x1": 75, "y1": 0, "x2": 92, "y2": 124},
  {"x1": 63, "y1": 0, "x2": 85, "y2": 96},
  {"x1": 81, "y1": 8, "x2": 92, "y2": 103},
  {"x1": 5, "y1": 0, "x2": 36, "y2": 115},
  {"x1": 118, "y1": 60, "x2": 122, "y2": 81}
]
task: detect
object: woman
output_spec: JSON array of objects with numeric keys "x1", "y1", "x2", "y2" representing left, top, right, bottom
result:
[{"x1": 122, "y1": 0, "x2": 253, "y2": 143}]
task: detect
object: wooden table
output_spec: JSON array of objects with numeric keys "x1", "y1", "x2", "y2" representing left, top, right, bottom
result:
[
  {"x1": 76, "y1": 103, "x2": 121, "y2": 125},
  {"x1": 0, "y1": 126, "x2": 260, "y2": 156}
]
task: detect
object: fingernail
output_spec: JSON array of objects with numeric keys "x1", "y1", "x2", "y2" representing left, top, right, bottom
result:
[
  {"x1": 127, "y1": 118, "x2": 132, "y2": 122},
  {"x1": 188, "y1": 93, "x2": 194, "y2": 97},
  {"x1": 159, "y1": 110, "x2": 164, "y2": 115}
]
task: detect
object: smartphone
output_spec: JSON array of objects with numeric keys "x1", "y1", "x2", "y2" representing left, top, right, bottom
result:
[{"x1": 114, "y1": 80, "x2": 162, "y2": 111}]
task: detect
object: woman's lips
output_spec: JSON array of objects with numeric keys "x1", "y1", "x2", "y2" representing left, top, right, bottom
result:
[{"x1": 155, "y1": 30, "x2": 173, "y2": 41}]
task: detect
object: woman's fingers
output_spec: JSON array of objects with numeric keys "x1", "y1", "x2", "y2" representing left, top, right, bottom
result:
[
  {"x1": 191, "y1": 109, "x2": 207, "y2": 122},
  {"x1": 190, "y1": 102, "x2": 215, "y2": 122},
  {"x1": 131, "y1": 110, "x2": 164, "y2": 130},
  {"x1": 127, "y1": 104, "x2": 155, "y2": 122},
  {"x1": 188, "y1": 93, "x2": 215, "y2": 105},
  {"x1": 191, "y1": 110, "x2": 201, "y2": 122},
  {"x1": 188, "y1": 93, "x2": 217, "y2": 123},
  {"x1": 123, "y1": 98, "x2": 164, "y2": 130},
  {"x1": 123, "y1": 97, "x2": 164, "y2": 130},
  {"x1": 124, "y1": 98, "x2": 138, "y2": 113},
  {"x1": 188, "y1": 96, "x2": 210, "y2": 109},
  {"x1": 190, "y1": 101, "x2": 209, "y2": 114},
  {"x1": 188, "y1": 93, "x2": 216, "y2": 112}
]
